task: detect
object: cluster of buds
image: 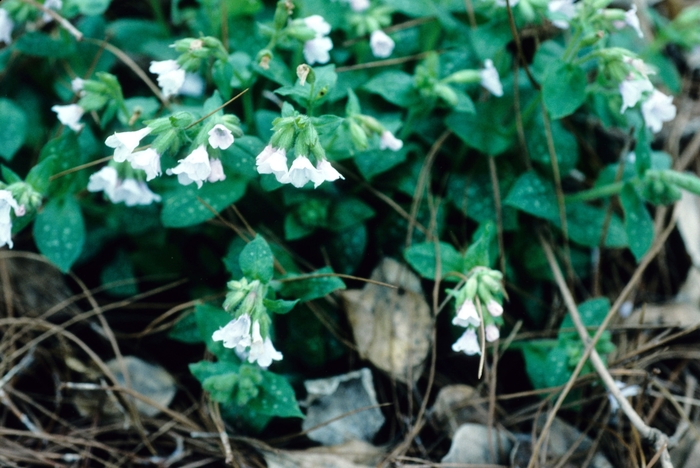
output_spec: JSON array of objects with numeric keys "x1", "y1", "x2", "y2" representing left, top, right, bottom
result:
[
  {"x1": 212, "y1": 278, "x2": 283, "y2": 368},
  {"x1": 344, "y1": 1, "x2": 395, "y2": 58},
  {"x1": 256, "y1": 102, "x2": 343, "y2": 188},
  {"x1": 450, "y1": 268, "x2": 505, "y2": 356}
]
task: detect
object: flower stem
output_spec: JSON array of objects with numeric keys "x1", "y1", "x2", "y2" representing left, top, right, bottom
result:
[{"x1": 565, "y1": 180, "x2": 627, "y2": 203}]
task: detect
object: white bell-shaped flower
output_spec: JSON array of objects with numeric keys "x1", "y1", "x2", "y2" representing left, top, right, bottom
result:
[
  {"x1": 379, "y1": 130, "x2": 403, "y2": 151},
  {"x1": 0, "y1": 9, "x2": 14, "y2": 45},
  {"x1": 149, "y1": 60, "x2": 186, "y2": 98},
  {"x1": 642, "y1": 89, "x2": 676, "y2": 133},
  {"x1": 129, "y1": 148, "x2": 162, "y2": 181},
  {"x1": 213, "y1": 314, "x2": 253, "y2": 349},
  {"x1": 370, "y1": 30, "x2": 395, "y2": 58},
  {"x1": 87, "y1": 166, "x2": 119, "y2": 200},
  {"x1": 105, "y1": 127, "x2": 152, "y2": 163},
  {"x1": 452, "y1": 299, "x2": 480, "y2": 327},
  {"x1": 208, "y1": 124, "x2": 234, "y2": 150},
  {"x1": 348, "y1": 0, "x2": 370, "y2": 12},
  {"x1": 480, "y1": 59, "x2": 503, "y2": 97},
  {"x1": 51, "y1": 104, "x2": 84, "y2": 132},
  {"x1": 0, "y1": 190, "x2": 20, "y2": 249},
  {"x1": 619, "y1": 77, "x2": 653, "y2": 113},
  {"x1": 256, "y1": 145, "x2": 289, "y2": 182},
  {"x1": 112, "y1": 179, "x2": 161, "y2": 206},
  {"x1": 315, "y1": 160, "x2": 344, "y2": 188},
  {"x1": 548, "y1": 0, "x2": 576, "y2": 29},
  {"x1": 247, "y1": 321, "x2": 283, "y2": 368},
  {"x1": 42, "y1": 0, "x2": 62, "y2": 22},
  {"x1": 452, "y1": 328, "x2": 481, "y2": 355},
  {"x1": 171, "y1": 145, "x2": 211, "y2": 189},
  {"x1": 624, "y1": 5, "x2": 643, "y2": 38},
  {"x1": 303, "y1": 15, "x2": 333, "y2": 65},
  {"x1": 208, "y1": 158, "x2": 227, "y2": 182},
  {"x1": 286, "y1": 156, "x2": 323, "y2": 188}
]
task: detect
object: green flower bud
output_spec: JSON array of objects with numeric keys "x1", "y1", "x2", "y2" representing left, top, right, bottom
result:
[
  {"x1": 286, "y1": 20, "x2": 317, "y2": 42},
  {"x1": 442, "y1": 69, "x2": 481, "y2": 84},
  {"x1": 464, "y1": 276, "x2": 478, "y2": 299},
  {"x1": 480, "y1": 274, "x2": 502, "y2": 295},
  {"x1": 349, "y1": 120, "x2": 369, "y2": 151},
  {"x1": 357, "y1": 115, "x2": 384, "y2": 134},
  {"x1": 434, "y1": 83, "x2": 458, "y2": 107},
  {"x1": 270, "y1": 125, "x2": 295, "y2": 150}
]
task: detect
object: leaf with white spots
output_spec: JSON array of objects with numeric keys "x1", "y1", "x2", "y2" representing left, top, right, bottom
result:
[
  {"x1": 504, "y1": 171, "x2": 559, "y2": 223},
  {"x1": 33, "y1": 197, "x2": 85, "y2": 272},
  {"x1": 620, "y1": 183, "x2": 654, "y2": 261},
  {"x1": 160, "y1": 176, "x2": 247, "y2": 228},
  {"x1": 249, "y1": 370, "x2": 304, "y2": 418}
]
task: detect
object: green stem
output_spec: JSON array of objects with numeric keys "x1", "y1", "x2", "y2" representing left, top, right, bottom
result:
[
  {"x1": 562, "y1": 27, "x2": 583, "y2": 63},
  {"x1": 564, "y1": 181, "x2": 627, "y2": 203}
]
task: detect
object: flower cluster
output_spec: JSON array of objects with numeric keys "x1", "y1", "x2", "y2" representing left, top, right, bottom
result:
[
  {"x1": 256, "y1": 145, "x2": 343, "y2": 188},
  {"x1": 100, "y1": 121, "x2": 233, "y2": 192},
  {"x1": 51, "y1": 104, "x2": 85, "y2": 132},
  {"x1": 212, "y1": 278, "x2": 283, "y2": 368},
  {"x1": 617, "y1": 58, "x2": 677, "y2": 133},
  {"x1": 450, "y1": 268, "x2": 505, "y2": 356},
  {"x1": 87, "y1": 166, "x2": 161, "y2": 206}
]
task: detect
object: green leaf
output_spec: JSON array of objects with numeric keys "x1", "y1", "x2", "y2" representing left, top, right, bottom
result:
[
  {"x1": 169, "y1": 312, "x2": 203, "y2": 344},
  {"x1": 239, "y1": 235, "x2": 274, "y2": 283},
  {"x1": 33, "y1": 197, "x2": 85, "y2": 272},
  {"x1": 74, "y1": 0, "x2": 113, "y2": 16},
  {"x1": 1, "y1": 166, "x2": 22, "y2": 185},
  {"x1": 619, "y1": 183, "x2": 654, "y2": 261},
  {"x1": 284, "y1": 212, "x2": 314, "y2": 240},
  {"x1": 280, "y1": 266, "x2": 346, "y2": 302},
  {"x1": 37, "y1": 133, "x2": 81, "y2": 197},
  {"x1": 202, "y1": 373, "x2": 240, "y2": 403},
  {"x1": 463, "y1": 221, "x2": 496, "y2": 271},
  {"x1": 542, "y1": 60, "x2": 587, "y2": 119},
  {"x1": 160, "y1": 176, "x2": 247, "y2": 227},
  {"x1": 560, "y1": 297, "x2": 610, "y2": 330},
  {"x1": 518, "y1": 339, "x2": 557, "y2": 390},
  {"x1": 221, "y1": 135, "x2": 263, "y2": 179},
  {"x1": 404, "y1": 241, "x2": 463, "y2": 280},
  {"x1": 327, "y1": 198, "x2": 375, "y2": 232},
  {"x1": 190, "y1": 360, "x2": 240, "y2": 386},
  {"x1": 16, "y1": 31, "x2": 76, "y2": 58},
  {"x1": 248, "y1": 370, "x2": 303, "y2": 418},
  {"x1": 223, "y1": 237, "x2": 246, "y2": 278},
  {"x1": 446, "y1": 102, "x2": 514, "y2": 155},
  {"x1": 566, "y1": 203, "x2": 627, "y2": 248},
  {"x1": 0, "y1": 99, "x2": 27, "y2": 161},
  {"x1": 504, "y1": 171, "x2": 559, "y2": 222},
  {"x1": 329, "y1": 224, "x2": 367, "y2": 274},
  {"x1": 543, "y1": 346, "x2": 573, "y2": 388},
  {"x1": 354, "y1": 147, "x2": 408, "y2": 180},
  {"x1": 363, "y1": 71, "x2": 417, "y2": 107},
  {"x1": 263, "y1": 298, "x2": 298, "y2": 314}
]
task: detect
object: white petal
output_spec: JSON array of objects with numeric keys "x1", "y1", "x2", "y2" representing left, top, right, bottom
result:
[
  {"x1": 315, "y1": 160, "x2": 344, "y2": 188},
  {"x1": 485, "y1": 324, "x2": 500, "y2": 342},
  {"x1": 208, "y1": 124, "x2": 234, "y2": 150},
  {"x1": 0, "y1": 9, "x2": 14, "y2": 45},
  {"x1": 379, "y1": 130, "x2": 403, "y2": 151},
  {"x1": 642, "y1": 90, "x2": 676, "y2": 133},
  {"x1": 105, "y1": 127, "x2": 152, "y2": 162},
  {"x1": 287, "y1": 156, "x2": 323, "y2": 188},
  {"x1": 87, "y1": 166, "x2": 119, "y2": 199},
  {"x1": 303, "y1": 15, "x2": 331, "y2": 36},
  {"x1": 207, "y1": 158, "x2": 227, "y2": 182},
  {"x1": 452, "y1": 328, "x2": 481, "y2": 355},
  {"x1": 171, "y1": 145, "x2": 211, "y2": 188},
  {"x1": 51, "y1": 104, "x2": 84, "y2": 132},
  {"x1": 303, "y1": 36, "x2": 333, "y2": 65},
  {"x1": 480, "y1": 59, "x2": 503, "y2": 97},
  {"x1": 130, "y1": 148, "x2": 162, "y2": 181},
  {"x1": 370, "y1": 30, "x2": 395, "y2": 58}
]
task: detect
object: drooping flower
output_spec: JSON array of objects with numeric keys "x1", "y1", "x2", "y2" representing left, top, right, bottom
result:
[
  {"x1": 105, "y1": 127, "x2": 153, "y2": 163},
  {"x1": 348, "y1": 0, "x2": 370, "y2": 12},
  {"x1": 51, "y1": 104, "x2": 84, "y2": 132},
  {"x1": 370, "y1": 30, "x2": 394, "y2": 58},
  {"x1": 619, "y1": 77, "x2": 653, "y2": 113},
  {"x1": 149, "y1": 60, "x2": 186, "y2": 98},
  {"x1": 213, "y1": 314, "x2": 253, "y2": 350},
  {"x1": 42, "y1": 0, "x2": 62, "y2": 22},
  {"x1": 129, "y1": 148, "x2": 162, "y2": 181},
  {"x1": 452, "y1": 328, "x2": 481, "y2": 355},
  {"x1": 71, "y1": 77, "x2": 85, "y2": 95},
  {"x1": 315, "y1": 160, "x2": 344, "y2": 188},
  {"x1": 485, "y1": 324, "x2": 500, "y2": 342},
  {"x1": 303, "y1": 15, "x2": 333, "y2": 65},
  {"x1": 247, "y1": 321, "x2": 283, "y2": 368},
  {"x1": 111, "y1": 179, "x2": 161, "y2": 206},
  {"x1": 452, "y1": 299, "x2": 480, "y2": 328},
  {"x1": 480, "y1": 59, "x2": 503, "y2": 97},
  {"x1": 208, "y1": 124, "x2": 234, "y2": 150},
  {"x1": 548, "y1": 0, "x2": 576, "y2": 29},
  {"x1": 286, "y1": 156, "x2": 323, "y2": 188},
  {"x1": 0, "y1": 190, "x2": 20, "y2": 249},
  {"x1": 624, "y1": 5, "x2": 643, "y2": 38},
  {"x1": 0, "y1": 9, "x2": 14, "y2": 45},
  {"x1": 256, "y1": 145, "x2": 289, "y2": 182},
  {"x1": 208, "y1": 158, "x2": 226, "y2": 182},
  {"x1": 379, "y1": 130, "x2": 403, "y2": 151},
  {"x1": 87, "y1": 166, "x2": 119, "y2": 200},
  {"x1": 641, "y1": 89, "x2": 676, "y2": 133},
  {"x1": 171, "y1": 145, "x2": 212, "y2": 189},
  {"x1": 486, "y1": 300, "x2": 503, "y2": 317}
]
